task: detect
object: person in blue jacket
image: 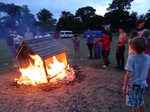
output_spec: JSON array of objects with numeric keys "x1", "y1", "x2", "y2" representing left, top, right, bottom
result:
[{"x1": 86, "y1": 29, "x2": 94, "y2": 59}]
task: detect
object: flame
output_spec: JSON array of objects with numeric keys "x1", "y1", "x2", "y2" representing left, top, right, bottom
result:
[
  {"x1": 15, "y1": 55, "x2": 75, "y2": 85},
  {"x1": 47, "y1": 56, "x2": 75, "y2": 83},
  {"x1": 15, "y1": 55, "x2": 47, "y2": 86}
]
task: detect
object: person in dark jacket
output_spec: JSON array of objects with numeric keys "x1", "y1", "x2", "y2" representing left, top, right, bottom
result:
[{"x1": 6, "y1": 29, "x2": 16, "y2": 62}]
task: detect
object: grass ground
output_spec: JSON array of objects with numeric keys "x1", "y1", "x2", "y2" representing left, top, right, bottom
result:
[{"x1": 1, "y1": 34, "x2": 128, "y2": 71}]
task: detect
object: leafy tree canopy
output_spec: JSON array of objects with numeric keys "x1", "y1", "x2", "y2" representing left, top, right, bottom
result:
[{"x1": 107, "y1": 0, "x2": 134, "y2": 11}]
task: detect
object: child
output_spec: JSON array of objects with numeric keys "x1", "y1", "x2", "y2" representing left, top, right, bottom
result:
[
  {"x1": 122, "y1": 37, "x2": 150, "y2": 112},
  {"x1": 128, "y1": 30, "x2": 138, "y2": 58},
  {"x1": 104, "y1": 25, "x2": 112, "y2": 42},
  {"x1": 72, "y1": 34, "x2": 80, "y2": 59},
  {"x1": 115, "y1": 26, "x2": 127, "y2": 71},
  {"x1": 95, "y1": 30, "x2": 110, "y2": 68}
]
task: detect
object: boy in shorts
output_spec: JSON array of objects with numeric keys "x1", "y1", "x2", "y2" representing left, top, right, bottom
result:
[{"x1": 122, "y1": 37, "x2": 150, "y2": 112}]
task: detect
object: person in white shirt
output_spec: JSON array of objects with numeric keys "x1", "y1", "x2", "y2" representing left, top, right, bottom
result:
[
  {"x1": 35, "y1": 32, "x2": 42, "y2": 38},
  {"x1": 13, "y1": 30, "x2": 23, "y2": 52},
  {"x1": 24, "y1": 28, "x2": 33, "y2": 40},
  {"x1": 44, "y1": 31, "x2": 51, "y2": 37}
]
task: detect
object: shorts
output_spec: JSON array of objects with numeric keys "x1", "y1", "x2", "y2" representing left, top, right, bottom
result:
[
  {"x1": 126, "y1": 84, "x2": 146, "y2": 107},
  {"x1": 74, "y1": 45, "x2": 80, "y2": 50}
]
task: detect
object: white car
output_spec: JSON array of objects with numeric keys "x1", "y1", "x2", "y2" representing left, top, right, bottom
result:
[{"x1": 60, "y1": 30, "x2": 73, "y2": 38}]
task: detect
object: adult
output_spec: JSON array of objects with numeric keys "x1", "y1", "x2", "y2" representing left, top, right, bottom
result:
[
  {"x1": 35, "y1": 32, "x2": 42, "y2": 38},
  {"x1": 141, "y1": 29, "x2": 150, "y2": 89},
  {"x1": 86, "y1": 29, "x2": 94, "y2": 59},
  {"x1": 44, "y1": 31, "x2": 51, "y2": 37},
  {"x1": 136, "y1": 19, "x2": 145, "y2": 36},
  {"x1": 115, "y1": 26, "x2": 127, "y2": 71},
  {"x1": 6, "y1": 29, "x2": 16, "y2": 62},
  {"x1": 24, "y1": 28, "x2": 34, "y2": 40}
]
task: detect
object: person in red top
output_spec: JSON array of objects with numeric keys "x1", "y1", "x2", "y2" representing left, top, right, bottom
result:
[{"x1": 95, "y1": 30, "x2": 111, "y2": 68}]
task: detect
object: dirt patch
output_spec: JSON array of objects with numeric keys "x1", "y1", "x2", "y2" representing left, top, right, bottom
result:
[{"x1": 0, "y1": 67, "x2": 150, "y2": 112}]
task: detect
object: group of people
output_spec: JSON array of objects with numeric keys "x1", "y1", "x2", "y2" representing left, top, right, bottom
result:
[
  {"x1": 122, "y1": 19, "x2": 150, "y2": 112},
  {"x1": 6, "y1": 28, "x2": 52, "y2": 62},
  {"x1": 72, "y1": 19, "x2": 150, "y2": 112}
]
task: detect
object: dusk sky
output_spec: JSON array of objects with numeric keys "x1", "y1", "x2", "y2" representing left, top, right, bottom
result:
[{"x1": 1, "y1": 0, "x2": 150, "y2": 19}]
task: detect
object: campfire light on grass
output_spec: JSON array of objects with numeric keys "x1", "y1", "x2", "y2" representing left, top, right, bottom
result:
[{"x1": 14, "y1": 54, "x2": 75, "y2": 86}]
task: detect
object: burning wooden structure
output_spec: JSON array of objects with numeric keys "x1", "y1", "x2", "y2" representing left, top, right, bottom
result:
[{"x1": 15, "y1": 37, "x2": 75, "y2": 85}]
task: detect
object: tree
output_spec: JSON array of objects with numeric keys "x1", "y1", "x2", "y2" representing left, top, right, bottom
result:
[
  {"x1": 75, "y1": 6, "x2": 96, "y2": 30},
  {"x1": 104, "y1": 10, "x2": 130, "y2": 31},
  {"x1": 107, "y1": 0, "x2": 134, "y2": 11},
  {"x1": 145, "y1": 9, "x2": 150, "y2": 28},
  {"x1": 36, "y1": 9, "x2": 56, "y2": 32},
  {"x1": 56, "y1": 11, "x2": 82, "y2": 32},
  {"x1": 0, "y1": 3, "x2": 22, "y2": 29},
  {"x1": 0, "y1": 2, "x2": 36, "y2": 36},
  {"x1": 19, "y1": 5, "x2": 36, "y2": 34},
  {"x1": 127, "y1": 11, "x2": 138, "y2": 29},
  {"x1": 105, "y1": 0, "x2": 136, "y2": 31}
]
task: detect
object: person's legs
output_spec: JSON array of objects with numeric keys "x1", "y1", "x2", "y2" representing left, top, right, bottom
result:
[
  {"x1": 138, "y1": 106, "x2": 144, "y2": 112},
  {"x1": 115, "y1": 47, "x2": 120, "y2": 67},
  {"x1": 128, "y1": 85, "x2": 146, "y2": 112},
  {"x1": 103, "y1": 50, "x2": 109, "y2": 66},
  {"x1": 146, "y1": 72, "x2": 150, "y2": 89},
  {"x1": 10, "y1": 45, "x2": 16, "y2": 62},
  {"x1": 131, "y1": 107, "x2": 138, "y2": 112},
  {"x1": 87, "y1": 43, "x2": 93, "y2": 58},
  {"x1": 120, "y1": 46, "x2": 125, "y2": 68}
]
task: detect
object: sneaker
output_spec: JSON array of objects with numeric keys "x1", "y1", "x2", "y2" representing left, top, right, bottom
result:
[
  {"x1": 102, "y1": 65, "x2": 107, "y2": 68},
  {"x1": 108, "y1": 61, "x2": 111, "y2": 64},
  {"x1": 88, "y1": 57, "x2": 93, "y2": 59},
  {"x1": 118, "y1": 67, "x2": 124, "y2": 71},
  {"x1": 115, "y1": 66, "x2": 120, "y2": 69}
]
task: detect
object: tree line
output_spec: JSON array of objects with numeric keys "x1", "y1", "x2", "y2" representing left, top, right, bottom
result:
[{"x1": 0, "y1": 0, "x2": 150, "y2": 38}]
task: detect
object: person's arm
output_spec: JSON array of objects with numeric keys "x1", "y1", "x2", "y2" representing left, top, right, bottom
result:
[
  {"x1": 123, "y1": 34, "x2": 127, "y2": 44},
  {"x1": 122, "y1": 71, "x2": 132, "y2": 93},
  {"x1": 77, "y1": 38, "x2": 80, "y2": 46},
  {"x1": 18, "y1": 35, "x2": 23, "y2": 39},
  {"x1": 95, "y1": 38, "x2": 103, "y2": 44},
  {"x1": 100, "y1": 36, "x2": 110, "y2": 45}
]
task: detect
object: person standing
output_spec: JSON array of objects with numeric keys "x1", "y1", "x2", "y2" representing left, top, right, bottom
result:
[
  {"x1": 6, "y1": 29, "x2": 16, "y2": 62},
  {"x1": 136, "y1": 19, "x2": 145, "y2": 36},
  {"x1": 141, "y1": 29, "x2": 150, "y2": 89},
  {"x1": 13, "y1": 30, "x2": 23, "y2": 52},
  {"x1": 115, "y1": 26, "x2": 127, "y2": 71},
  {"x1": 86, "y1": 29, "x2": 94, "y2": 59},
  {"x1": 72, "y1": 34, "x2": 80, "y2": 59},
  {"x1": 122, "y1": 37, "x2": 150, "y2": 112},
  {"x1": 24, "y1": 28, "x2": 33, "y2": 40},
  {"x1": 104, "y1": 25, "x2": 112, "y2": 42},
  {"x1": 44, "y1": 31, "x2": 51, "y2": 37},
  {"x1": 94, "y1": 30, "x2": 111, "y2": 68},
  {"x1": 35, "y1": 32, "x2": 42, "y2": 38}
]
